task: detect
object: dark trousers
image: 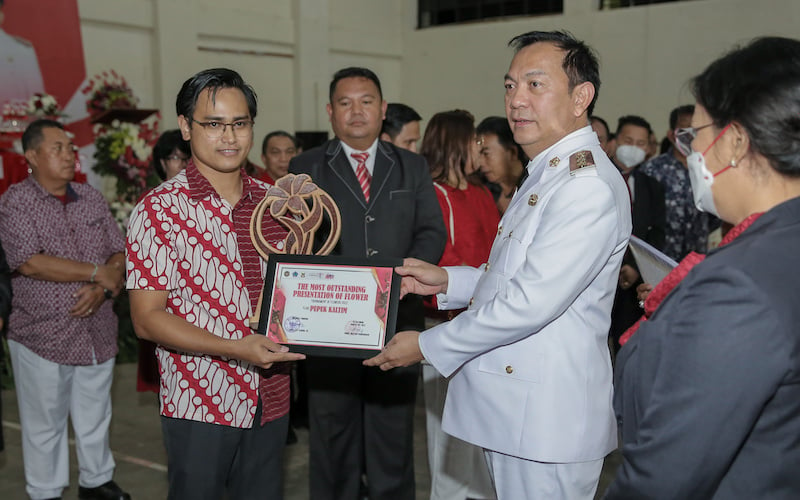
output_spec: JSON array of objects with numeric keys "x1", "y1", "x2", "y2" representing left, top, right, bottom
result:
[
  {"x1": 161, "y1": 403, "x2": 288, "y2": 500},
  {"x1": 307, "y1": 357, "x2": 419, "y2": 500}
]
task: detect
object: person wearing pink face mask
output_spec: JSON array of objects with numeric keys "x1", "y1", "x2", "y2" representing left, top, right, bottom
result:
[{"x1": 604, "y1": 36, "x2": 800, "y2": 499}]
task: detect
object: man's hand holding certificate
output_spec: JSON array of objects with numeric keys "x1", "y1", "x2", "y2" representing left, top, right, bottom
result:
[{"x1": 363, "y1": 258, "x2": 448, "y2": 370}]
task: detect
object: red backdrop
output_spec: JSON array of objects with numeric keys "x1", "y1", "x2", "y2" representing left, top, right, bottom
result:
[{"x1": 3, "y1": 0, "x2": 86, "y2": 110}]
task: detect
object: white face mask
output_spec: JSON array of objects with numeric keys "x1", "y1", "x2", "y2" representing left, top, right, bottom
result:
[
  {"x1": 686, "y1": 151, "x2": 719, "y2": 216},
  {"x1": 615, "y1": 144, "x2": 647, "y2": 168},
  {"x1": 686, "y1": 123, "x2": 734, "y2": 217}
]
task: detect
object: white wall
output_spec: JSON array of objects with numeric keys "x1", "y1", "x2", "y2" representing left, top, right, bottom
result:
[
  {"x1": 401, "y1": 0, "x2": 800, "y2": 137},
  {"x1": 76, "y1": 0, "x2": 800, "y2": 152},
  {"x1": 78, "y1": 0, "x2": 300, "y2": 163},
  {"x1": 77, "y1": 0, "x2": 407, "y2": 161}
]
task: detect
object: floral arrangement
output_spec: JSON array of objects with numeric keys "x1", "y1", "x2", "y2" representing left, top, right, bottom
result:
[
  {"x1": 1, "y1": 94, "x2": 63, "y2": 134},
  {"x1": 83, "y1": 70, "x2": 139, "y2": 117},
  {"x1": 2, "y1": 100, "x2": 28, "y2": 119},
  {"x1": 0, "y1": 100, "x2": 29, "y2": 134},
  {"x1": 26, "y1": 92, "x2": 63, "y2": 117},
  {"x1": 93, "y1": 114, "x2": 161, "y2": 202},
  {"x1": 108, "y1": 197, "x2": 138, "y2": 233}
]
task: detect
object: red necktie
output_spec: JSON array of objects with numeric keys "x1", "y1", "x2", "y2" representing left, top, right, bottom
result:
[{"x1": 351, "y1": 152, "x2": 371, "y2": 202}]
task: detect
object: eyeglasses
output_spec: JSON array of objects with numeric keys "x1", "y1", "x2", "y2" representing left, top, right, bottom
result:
[
  {"x1": 190, "y1": 118, "x2": 254, "y2": 139},
  {"x1": 165, "y1": 155, "x2": 189, "y2": 163},
  {"x1": 674, "y1": 123, "x2": 714, "y2": 156}
]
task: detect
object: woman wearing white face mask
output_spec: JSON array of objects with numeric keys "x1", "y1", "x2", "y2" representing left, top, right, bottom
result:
[{"x1": 604, "y1": 36, "x2": 800, "y2": 499}]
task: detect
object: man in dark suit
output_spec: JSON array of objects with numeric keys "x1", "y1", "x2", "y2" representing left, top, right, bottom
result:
[
  {"x1": 609, "y1": 115, "x2": 666, "y2": 352},
  {"x1": 289, "y1": 67, "x2": 446, "y2": 500}
]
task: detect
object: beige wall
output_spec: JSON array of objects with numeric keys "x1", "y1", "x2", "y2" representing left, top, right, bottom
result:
[
  {"x1": 77, "y1": 0, "x2": 406, "y2": 161},
  {"x1": 78, "y1": 0, "x2": 299, "y2": 163},
  {"x1": 76, "y1": 0, "x2": 800, "y2": 158},
  {"x1": 401, "y1": 0, "x2": 800, "y2": 137}
]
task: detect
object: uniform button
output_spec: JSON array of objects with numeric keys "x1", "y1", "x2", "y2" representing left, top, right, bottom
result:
[
  {"x1": 508, "y1": 230, "x2": 513, "y2": 237},
  {"x1": 469, "y1": 297, "x2": 474, "y2": 307},
  {"x1": 484, "y1": 263, "x2": 490, "y2": 272},
  {"x1": 505, "y1": 365, "x2": 514, "y2": 374},
  {"x1": 497, "y1": 225, "x2": 503, "y2": 235},
  {"x1": 367, "y1": 248, "x2": 379, "y2": 257},
  {"x1": 365, "y1": 215, "x2": 375, "y2": 223}
]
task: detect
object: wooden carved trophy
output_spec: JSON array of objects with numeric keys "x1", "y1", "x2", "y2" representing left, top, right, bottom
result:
[{"x1": 249, "y1": 173, "x2": 341, "y2": 328}]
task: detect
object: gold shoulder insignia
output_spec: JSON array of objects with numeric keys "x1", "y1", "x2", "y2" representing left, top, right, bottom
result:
[
  {"x1": 569, "y1": 150, "x2": 595, "y2": 172},
  {"x1": 11, "y1": 35, "x2": 34, "y2": 48}
]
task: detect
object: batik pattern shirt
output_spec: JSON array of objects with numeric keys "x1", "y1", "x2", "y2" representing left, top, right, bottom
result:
[
  {"x1": 641, "y1": 151, "x2": 713, "y2": 260},
  {"x1": 126, "y1": 163, "x2": 288, "y2": 428},
  {"x1": 0, "y1": 178, "x2": 124, "y2": 365}
]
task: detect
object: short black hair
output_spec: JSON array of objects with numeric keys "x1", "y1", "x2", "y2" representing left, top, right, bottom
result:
[
  {"x1": 668, "y1": 104, "x2": 695, "y2": 130},
  {"x1": 329, "y1": 67, "x2": 382, "y2": 102},
  {"x1": 152, "y1": 129, "x2": 190, "y2": 180},
  {"x1": 382, "y1": 103, "x2": 422, "y2": 139},
  {"x1": 508, "y1": 30, "x2": 601, "y2": 116},
  {"x1": 693, "y1": 37, "x2": 800, "y2": 177},
  {"x1": 476, "y1": 116, "x2": 528, "y2": 164},
  {"x1": 261, "y1": 130, "x2": 298, "y2": 156},
  {"x1": 22, "y1": 119, "x2": 64, "y2": 152},
  {"x1": 175, "y1": 68, "x2": 257, "y2": 121},
  {"x1": 615, "y1": 115, "x2": 653, "y2": 137}
]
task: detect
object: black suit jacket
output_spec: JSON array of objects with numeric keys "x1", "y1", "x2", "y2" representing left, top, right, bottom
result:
[
  {"x1": 610, "y1": 168, "x2": 667, "y2": 344},
  {"x1": 630, "y1": 168, "x2": 666, "y2": 250},
  {"x1": 289, "y1": 139, "x2": 446, "y2": 331}
]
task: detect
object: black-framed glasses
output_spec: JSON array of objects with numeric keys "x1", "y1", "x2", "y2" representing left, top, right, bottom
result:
[
  {"x1": 675, "y1": 123, "x2": 714, "y2": 156},
  {"x1": 190, "y1": 118, "x2": 254, "y2": 139}
]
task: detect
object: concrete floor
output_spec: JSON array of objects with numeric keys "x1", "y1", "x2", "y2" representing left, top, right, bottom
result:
[{"x1": 0, "y1": 362, "x2": 620, "y2": 499}]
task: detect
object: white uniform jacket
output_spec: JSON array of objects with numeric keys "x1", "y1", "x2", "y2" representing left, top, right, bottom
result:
[{"x1": 419, "y1": 126, "x2": 632, "y2": 463}]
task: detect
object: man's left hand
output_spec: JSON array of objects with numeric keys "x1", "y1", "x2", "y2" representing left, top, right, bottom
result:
[{"x1": 363, "y1": 331, "x2": 423, "y2": 371}]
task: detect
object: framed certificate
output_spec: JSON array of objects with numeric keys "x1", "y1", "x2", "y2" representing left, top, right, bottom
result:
[{"x1": 257, "y1": 254, "x2": 402, "y2": 358}]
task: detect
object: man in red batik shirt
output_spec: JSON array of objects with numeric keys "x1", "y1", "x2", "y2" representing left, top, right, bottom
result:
[{"x1": 126, "y1": 68, "x2": 304, "y2": 500}]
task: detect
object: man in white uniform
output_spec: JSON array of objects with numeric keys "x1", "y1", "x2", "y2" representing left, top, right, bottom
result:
[
  {"x1": 365, "y1": 30, "x2": 632, "y2": 499},
  {"x1": 0, "y1": 0, "x2": 45, "y2": 108}
]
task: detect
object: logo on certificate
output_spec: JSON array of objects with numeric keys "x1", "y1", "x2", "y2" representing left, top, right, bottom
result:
[{"x1": 284, "y1": 316, "x2": 303, "y2": 333}]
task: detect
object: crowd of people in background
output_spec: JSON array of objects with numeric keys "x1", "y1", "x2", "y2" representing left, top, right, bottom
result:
[{"x1": 2, "y1": 23, "x2": 800, "y2": 500}]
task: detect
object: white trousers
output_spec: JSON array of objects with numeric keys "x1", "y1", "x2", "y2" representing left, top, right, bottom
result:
[
  {"x1": 484, "y1": 449, "x2": 603, "y2": 500},
  {"x1": 8, "y1": 340, "x2": 116, "y2": 500},
  {"x1": 422, "y1": 362, "x2": 495, "y2": 500}
]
